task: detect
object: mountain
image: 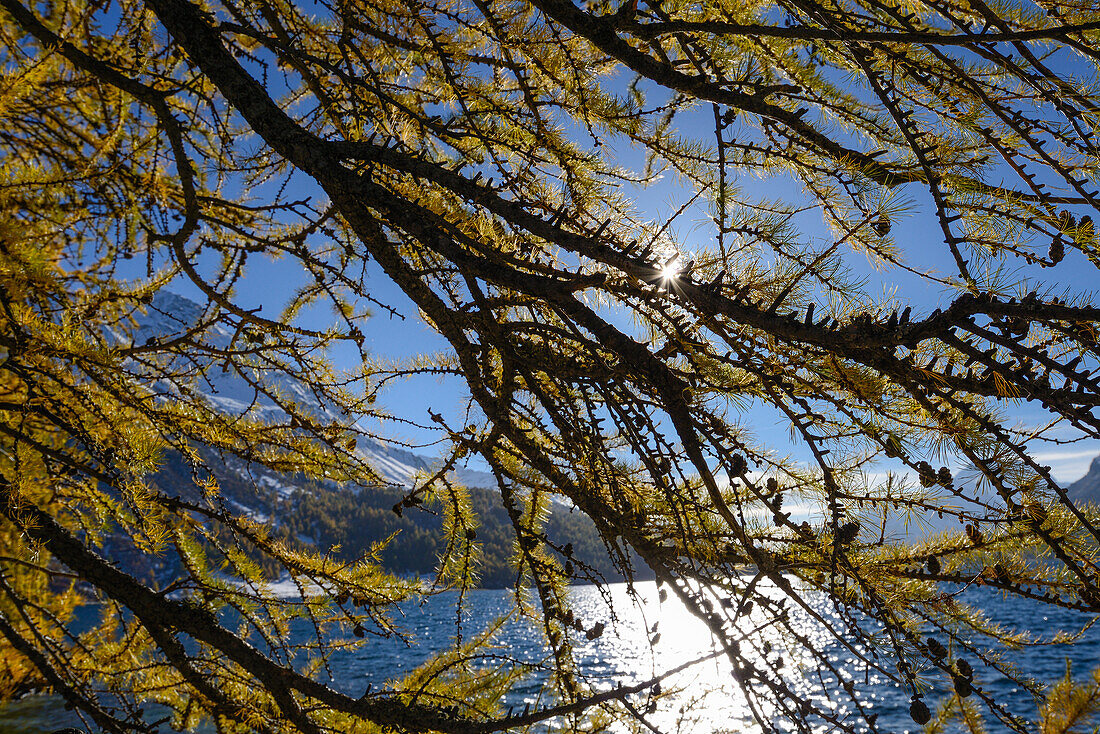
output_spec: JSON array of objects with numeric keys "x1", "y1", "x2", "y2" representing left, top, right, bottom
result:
[
  {"x1": 118, "y1": 292, "x2": 644, "y2": 588},
  {"x1": 1069, "y1": 455, "x2": 1100, "y2": 504},
  {"x1": 135, "y1": 292, "x2": 495, "y2": 489}
]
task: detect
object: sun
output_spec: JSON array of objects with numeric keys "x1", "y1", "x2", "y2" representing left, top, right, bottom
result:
[{"x1": 658, "y1": 255, "x2": 681, "y2": 283}]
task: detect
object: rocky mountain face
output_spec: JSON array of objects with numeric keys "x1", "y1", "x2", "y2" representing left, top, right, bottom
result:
[
  {"x1": 1069, "y1": 456, "x2": 1100, "y2": 504},
  {"x1": 115, "y1": 292, "x2": 639, "y2": 588}
]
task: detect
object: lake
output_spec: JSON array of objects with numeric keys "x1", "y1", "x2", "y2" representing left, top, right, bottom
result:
[{"x1": 3, "y1": 580, "x2": 1098, "y2": 733}]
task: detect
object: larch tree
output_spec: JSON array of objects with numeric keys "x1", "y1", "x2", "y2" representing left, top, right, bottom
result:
[{"x1": 2, "y1": 0, "x2": 1100, "y2": 731}]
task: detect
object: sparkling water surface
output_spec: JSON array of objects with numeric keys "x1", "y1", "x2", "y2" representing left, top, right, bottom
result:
[{"x1": 3, "y1": 580, "x2": 1098, "y2": 733}]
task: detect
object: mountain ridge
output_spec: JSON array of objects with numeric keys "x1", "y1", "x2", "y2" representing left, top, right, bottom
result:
[
  {"x1": 1069, "y1": 455, "x2": 1100, "y2": 504},
  {"x1": 136, "y1": 291, "x2": 494, "y2": 489}
]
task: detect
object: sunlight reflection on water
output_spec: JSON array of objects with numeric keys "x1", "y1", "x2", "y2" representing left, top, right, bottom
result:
[
  {"x1": 562, "y1": 579, "x2": 904, "y2": 734},
  {"x1": 569, "y1": 580, "x2": 751, "y2": 732}
]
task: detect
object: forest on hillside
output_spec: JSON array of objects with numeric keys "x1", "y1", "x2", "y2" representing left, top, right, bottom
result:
[{"x1": 141, "y1": 450, "x2": 641, "y2": 589}]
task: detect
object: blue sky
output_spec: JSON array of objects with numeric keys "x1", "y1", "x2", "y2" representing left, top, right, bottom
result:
[{"x1": 134, "y1": 57, "x2": 1100, "y2": 487}]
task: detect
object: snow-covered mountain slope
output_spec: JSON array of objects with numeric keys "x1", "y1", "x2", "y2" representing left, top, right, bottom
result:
[
  {"x1": 135, "y1": 291, "x2": 494, "y2": 489},
  {"x1": 355, "y1": 436, "x2": 495, "y2": 489}
]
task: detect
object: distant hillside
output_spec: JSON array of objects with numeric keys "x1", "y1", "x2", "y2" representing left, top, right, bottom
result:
[
  {"x1": 1069, "y1": 455, "x2": 1100, "y2": 504},
  {"x1": 276, "y1": 480, "x2": 647, "y2": 589},
  {"x1": 143, "y1": 449, "x2": 646, "y2": 589},
  {"x1": 113, "y1": 292, "x2": 650, "y2": 589}
]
